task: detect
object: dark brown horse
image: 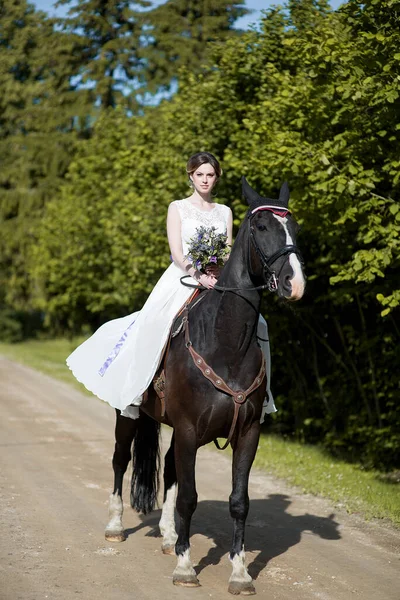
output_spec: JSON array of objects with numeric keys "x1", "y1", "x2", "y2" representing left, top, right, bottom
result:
[{"x1": 104, "y1": 178, "x2": 306, "y2": 594}]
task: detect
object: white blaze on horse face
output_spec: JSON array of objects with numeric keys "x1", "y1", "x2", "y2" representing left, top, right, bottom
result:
[{"x1": 272, "y1": 214, "x2": 305, "y2": 300}]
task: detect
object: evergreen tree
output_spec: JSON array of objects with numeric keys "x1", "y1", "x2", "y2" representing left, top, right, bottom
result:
[
  {"x1": 140, "y1": 0, "x2": 249, "y2": 93},
  {"x1": 56, "y1": 0, "x2": 152, "y2": 109},
  {"x1": 0, "y1": 0, "x2": 89, "y2": 313},
  {"x1": 287, "y1": 0, "x2": 331, "y2": 30}
]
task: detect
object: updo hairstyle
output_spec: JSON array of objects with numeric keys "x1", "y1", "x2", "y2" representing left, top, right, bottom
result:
[{"x1": 186, "y1": 152, "x2": 222, "y2": 181}]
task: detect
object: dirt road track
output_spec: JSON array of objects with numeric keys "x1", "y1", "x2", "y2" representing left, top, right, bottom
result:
[{"x1": 0, "y1": 356, "x2": 399, "y2": 600}]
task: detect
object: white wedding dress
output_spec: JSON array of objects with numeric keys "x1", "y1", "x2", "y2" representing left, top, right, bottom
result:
[{"x1": 66, "y1": 199, "x2": 276, "y2": 421}]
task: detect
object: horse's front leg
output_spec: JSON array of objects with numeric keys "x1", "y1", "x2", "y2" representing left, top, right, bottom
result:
[
  {"x1": 105, "y1": 410, "x2": 137, "y2": 542},
  {"x1": 159, "y1": 432, "x2": 178, "y2": 554},
  {"x1": 228, "y1": 418, "x2": 260, "y2": 595},
  {"x1": 172, "y1": 428, "x2": 200, "y2": 587}
]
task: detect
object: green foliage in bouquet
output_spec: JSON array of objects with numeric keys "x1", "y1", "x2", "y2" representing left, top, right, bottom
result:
[{"x1": 186, "y1": 226, "x2": 230, "y2": 272}]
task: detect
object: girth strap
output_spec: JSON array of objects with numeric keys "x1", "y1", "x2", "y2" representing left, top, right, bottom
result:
[{"x1": 183, "y1": 306, "x2": 266, "y2": 450}]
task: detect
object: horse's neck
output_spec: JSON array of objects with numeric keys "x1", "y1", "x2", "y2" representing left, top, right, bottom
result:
[
  {"x1": 213, "y1": 292, "x2": 261, "y2": 357},
  {"x1": 217, "y1": 222, "x2": 261, "y2": 309},
  {"x1": 197, "y1": 229, "x2": 262, "y2": 358}
]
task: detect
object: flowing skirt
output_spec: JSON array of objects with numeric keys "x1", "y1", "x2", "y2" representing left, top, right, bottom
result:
[{"x1": 66, "y1": 262, "x2": 196, "y2": 411}]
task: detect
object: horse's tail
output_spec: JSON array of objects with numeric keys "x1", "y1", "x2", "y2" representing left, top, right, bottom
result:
[{"x1": 130, "y1": 411, "x2": 161, "y2": 515}]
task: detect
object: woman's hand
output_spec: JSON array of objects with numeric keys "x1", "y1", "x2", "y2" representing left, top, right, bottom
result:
[
  {"x1": 204, "y1": 264, "x2": 221, "y2": 278},
  {"x1": 198, "y1": 273, "x2": 217, "y2": 289}
]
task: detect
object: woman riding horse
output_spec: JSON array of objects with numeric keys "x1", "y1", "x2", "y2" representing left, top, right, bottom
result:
[{"x1": 102, "y1": 169, "x2": 305, "y2": 595}]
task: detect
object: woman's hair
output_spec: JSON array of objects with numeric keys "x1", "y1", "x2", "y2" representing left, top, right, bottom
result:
[{"x1": 186, "y1": 152, "x2": 222, "y2": 179}]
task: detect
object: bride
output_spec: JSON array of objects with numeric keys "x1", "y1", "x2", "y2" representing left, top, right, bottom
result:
[{"x1": 66, "y1": 151, "x2": 275, "y2": 420}]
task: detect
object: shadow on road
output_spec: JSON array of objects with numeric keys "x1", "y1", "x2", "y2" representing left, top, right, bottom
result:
[{"x1": 124, "y1": 493, "x2": 341, "y2": 580}]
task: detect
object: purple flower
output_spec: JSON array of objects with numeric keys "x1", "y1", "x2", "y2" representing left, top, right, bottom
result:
[{"x1": 186, "y1": 225, "x2": 229, "y2": 273}]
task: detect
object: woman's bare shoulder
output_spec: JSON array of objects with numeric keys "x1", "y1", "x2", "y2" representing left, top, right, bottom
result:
[
  {"x1": 169, "y1": 198, "x2": 189, "y2": 208},
  {"x1": 220, "y1": 203, "x2": 232, "y2": 215},
  {"x1": 168, "y1": 199, "x2": 186, "y2": 218}
]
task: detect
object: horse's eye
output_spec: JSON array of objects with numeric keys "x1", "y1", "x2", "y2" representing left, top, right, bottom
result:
[{"x1": 256, "y1": 224, "x2": 267, "y2": 232}]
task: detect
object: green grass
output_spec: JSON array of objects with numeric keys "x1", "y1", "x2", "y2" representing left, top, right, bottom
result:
[
  {"x1": 1, "y1": 337, "x2": 399, "y2": 526},
  {"x1": 253, "y1": 434, "x2": 400, "y2": 525},
  {"x1": 0, "y1": 336, "x2": 89, "y2": 393}
]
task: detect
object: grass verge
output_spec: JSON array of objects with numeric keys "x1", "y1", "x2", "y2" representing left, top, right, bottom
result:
[
  {"x1": 254, "y1": 434, "x2": 399, "y2": 525},
  {"x1": 1, "y1": 337, "x2": 399, "y2": 526},
  {"x1": 0, "y1": 337, "x2": 88, "y2": 393}
]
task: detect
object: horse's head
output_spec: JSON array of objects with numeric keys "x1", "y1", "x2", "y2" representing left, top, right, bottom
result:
[{"x1": 242, "y1": 177, "x2": 306, "y2": 301}]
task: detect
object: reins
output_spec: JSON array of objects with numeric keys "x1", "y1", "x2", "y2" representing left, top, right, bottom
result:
[{"x1": 180, "y1": 275, "x2": 270, "y2": 293}]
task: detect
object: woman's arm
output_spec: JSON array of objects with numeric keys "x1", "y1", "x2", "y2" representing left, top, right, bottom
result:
[{"x1": 167, "y1": 203, "x2": 216, "y2": 289}]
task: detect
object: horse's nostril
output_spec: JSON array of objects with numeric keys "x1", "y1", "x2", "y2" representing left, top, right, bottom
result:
[{"x1": 283, "y1": 274, "x2": 292, "y2": 290}]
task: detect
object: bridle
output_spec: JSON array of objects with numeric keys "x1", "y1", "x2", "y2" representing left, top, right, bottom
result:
[
  {"x1": 246, "y1": 213, "x2": 303, "y2": 292},
  {"x1": 181, "y1": 209, "x2": 303, "y2": 294}
]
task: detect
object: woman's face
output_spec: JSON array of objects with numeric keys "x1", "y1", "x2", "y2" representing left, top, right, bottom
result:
[{"x1": 191, "y1": 162, "x2": 218, "y2": 194}]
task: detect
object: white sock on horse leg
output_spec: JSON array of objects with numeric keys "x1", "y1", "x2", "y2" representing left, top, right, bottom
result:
[{"x1": 159, "y1": 483, "x2": 178, "y2": 548}]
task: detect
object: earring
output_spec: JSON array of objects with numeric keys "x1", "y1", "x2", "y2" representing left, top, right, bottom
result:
[{"x1": 188, "y1": 178, "x2": 194, "y2": 188}]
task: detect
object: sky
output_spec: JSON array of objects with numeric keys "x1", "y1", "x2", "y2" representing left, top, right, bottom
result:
[{"x1": 33, "y1": 0, "x2": 343, "y2": 30}]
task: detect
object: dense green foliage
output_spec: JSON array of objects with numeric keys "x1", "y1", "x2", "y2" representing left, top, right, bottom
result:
[
  {"x1": 1, "y1": 0, "x2": 399, "y2": 470},
  {"x1": 0, "y1": 0, "x2": 89, "y2": 317},
  {"x1": 141, "y1": 0, "x2": 249, "y2": 93},
  {"x1": 0, "y1": 0, "x2": 243, "y2": 331},
  {"x1": 57, "y1": 0, "x2": 151, "y2": 109}
]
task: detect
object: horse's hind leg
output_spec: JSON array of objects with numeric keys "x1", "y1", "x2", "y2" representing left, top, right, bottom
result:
[
  {"x1": 105, "y1": 409, "x2": 137, "y2": 542},
  {"x1": 159, "y1": 432, "x2": 178, "y2": 555},
  {"x1": 172, "y1": 429, "x2": 200, "y2": 587},
  {"x1": 228, "y1": 420, "x2": 260, "y2": 596}
]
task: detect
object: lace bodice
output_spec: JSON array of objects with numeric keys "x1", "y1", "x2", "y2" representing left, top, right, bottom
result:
[{"x1": 173, "y1": 199, "x2": 230, "y2": 254}]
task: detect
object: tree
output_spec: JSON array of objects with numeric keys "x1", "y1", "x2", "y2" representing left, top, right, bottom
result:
[
  {"x1": 0, "y1": 0, "x2": 89, "y2": 315},
  {"x1": 32, "y1": 107, "x2": 177, "y2": 331},
  {"x1": 56, "y1": 0, "x2": 152, "y2": 109},
  {"x1": 140, "y1": 0, "x2": 249, "y2": 93}
]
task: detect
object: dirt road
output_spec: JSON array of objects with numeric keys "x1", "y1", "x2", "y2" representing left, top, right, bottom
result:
[{"x1": 0, "y1": 357, "x2": 399, "y2": 600}]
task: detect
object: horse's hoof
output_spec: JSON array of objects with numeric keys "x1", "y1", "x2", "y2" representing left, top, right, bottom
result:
[
  {"x1": 228, "y1": 581, "x2": 256, "y2": 595},
  {"x1": 173, "y1": 574, "x2": 201, "y2": 587},
  {"x1": 105, "y1": 531, "x2": 126, "y2": 543},
  {"x1": 162, "y1": 543, "x2": 175, "y2": 555}
]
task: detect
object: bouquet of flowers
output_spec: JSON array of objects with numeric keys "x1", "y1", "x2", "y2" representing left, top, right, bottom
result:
[{"x1": 186, "y1": 226, "x2": 230, "y2": 272}]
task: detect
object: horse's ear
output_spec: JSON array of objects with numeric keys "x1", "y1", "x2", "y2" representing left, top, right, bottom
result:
[
  {"x1": 279, "y1": 181, "x2": 290, "y2": 207},
  {"x1": 242, "y1": 176, "x2": 262, "y2": 209}
]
